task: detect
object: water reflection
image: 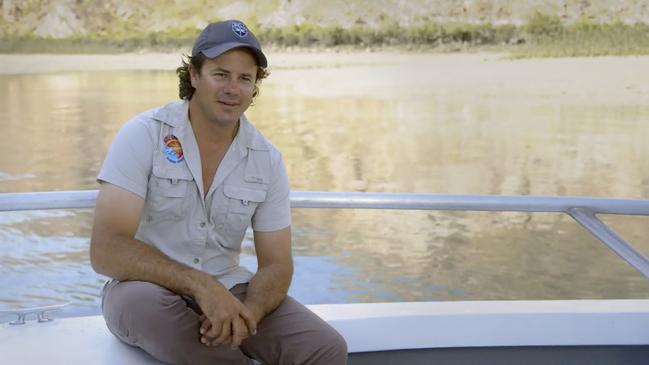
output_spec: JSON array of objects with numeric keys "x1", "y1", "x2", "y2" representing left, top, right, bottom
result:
[{"x1": 1, "y1": 55, "x2": 649, "y2": 320}]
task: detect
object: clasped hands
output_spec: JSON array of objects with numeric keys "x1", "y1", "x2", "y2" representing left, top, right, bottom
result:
[{"x1": 196, "y1": 284, "x2": 261, "y2": 349}]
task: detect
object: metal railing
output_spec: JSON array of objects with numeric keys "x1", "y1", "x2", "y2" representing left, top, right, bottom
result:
[{"x1": 1, "y1": 190, "x2": 649, "y2": 279}]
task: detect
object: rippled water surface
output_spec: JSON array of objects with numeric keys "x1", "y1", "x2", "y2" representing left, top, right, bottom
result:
[{"x1": 1, "y1": 54, "x2": 649, "y2": 321}]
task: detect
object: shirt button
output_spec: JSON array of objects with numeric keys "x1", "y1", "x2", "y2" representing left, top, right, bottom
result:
[
  {"x1": 146, "y1": 215, "x2": 153, "y2": 222},
  {"x1": 199, "y1": 222, "x2": 206, "y2": 228},
  {"x1": 193, "y1": 258, "x2": 200, "y2": 264},
  {"x1": 217, "y1": 223, "x2": 224, "y2": 229}
]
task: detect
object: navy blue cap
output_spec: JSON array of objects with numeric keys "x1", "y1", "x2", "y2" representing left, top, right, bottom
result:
[{"x1": 192, "y1": 20, "x2": 267, "y2": 67}]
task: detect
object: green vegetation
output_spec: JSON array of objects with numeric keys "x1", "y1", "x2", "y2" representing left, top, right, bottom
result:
[
  {"x1": 258, "y1": 22, "x2": 520, "y2": 50},
  {"x1": 513, "y1": 12, "x2": 649, "y2": 57},
  {"x1": 1, "y1": 10, "x2": 648, "y2": 57},
  {"x1": 0, "y1": 26, "x2": 199, "y2": 53}
]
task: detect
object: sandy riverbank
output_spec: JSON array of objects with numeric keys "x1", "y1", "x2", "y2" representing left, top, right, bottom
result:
[
  {"x1": 1, "y1": 52, "x2": 648, "y2": 104},
  {"x1": 2, "y1": 52, "x2": 648, "y2": 74},
  {"x1": 0, "y1": 51, "x2": 425, "y2": 74}
]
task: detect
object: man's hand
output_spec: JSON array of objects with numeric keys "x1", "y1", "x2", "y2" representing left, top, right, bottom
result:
[
  {"x1": 195, "y1": 280, "x2": 258, "y2": 348},
  {"x1": 199, "y1": 300, "x2": 266, "y2": 347}
]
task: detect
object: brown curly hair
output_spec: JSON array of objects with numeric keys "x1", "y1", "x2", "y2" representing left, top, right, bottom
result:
[{"x1": 176, "y1": 52, "x2": 269, "y2": 100}]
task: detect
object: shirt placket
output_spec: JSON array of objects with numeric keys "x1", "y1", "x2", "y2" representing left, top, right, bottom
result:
[{"x1": 171, "y1": 122, "x2": 209, "y2": 268}]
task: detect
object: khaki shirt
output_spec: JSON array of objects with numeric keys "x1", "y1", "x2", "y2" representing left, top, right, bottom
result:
[{"x1": 97, "y1": 101, "x2": 291, "y2": 288}]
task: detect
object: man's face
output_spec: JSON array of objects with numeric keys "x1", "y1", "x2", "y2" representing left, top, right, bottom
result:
[{"x1": 190, "y1": 48, "x2": 258, "y2": 127}]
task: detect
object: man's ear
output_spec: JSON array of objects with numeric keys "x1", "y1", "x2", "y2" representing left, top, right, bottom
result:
[{"x1": 189, "y1": 64, "x2": 199, "y2": 89}]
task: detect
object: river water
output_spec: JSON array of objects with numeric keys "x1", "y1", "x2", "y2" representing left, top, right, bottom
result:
[{"x1": 1, "y1": 53, "x2": 649, "y2": 321}]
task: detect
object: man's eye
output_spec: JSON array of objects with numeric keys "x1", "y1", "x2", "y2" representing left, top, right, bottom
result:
[{"x1": 214, "y1": 72, "x2": 227, "y2": 79}]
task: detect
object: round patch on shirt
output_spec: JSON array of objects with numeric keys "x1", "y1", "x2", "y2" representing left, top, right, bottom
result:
[{"x1": 163, "y1": 135, "x2": 184, "y2": 163}]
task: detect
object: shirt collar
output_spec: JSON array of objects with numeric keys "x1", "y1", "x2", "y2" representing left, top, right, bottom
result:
[
  {"x1": 153, "y1": 100, "x2": 269, "y2": 152},
  {"x1": 236, "y1": 114, "x2": 269, "y2": 153},
  {"x1": 152, "y1": 100, "x2": 188, "y2": 128}
]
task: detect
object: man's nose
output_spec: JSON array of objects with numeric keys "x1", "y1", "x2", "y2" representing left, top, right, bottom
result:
[{"x1": 223, "y1": 77, "x2": 239, "y2": 94}]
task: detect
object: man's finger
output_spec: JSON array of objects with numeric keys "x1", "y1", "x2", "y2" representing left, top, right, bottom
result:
[
  {"x1": 205, "y1": 317, "x2": 223, "y2": 339},
  {"x1": 200, "y1": 317, "x2": 211, "y2": 336},
  {"x1": 214, "y1": 319, "x2": 232, "y2": 345},
  {"x1": 240, "y1": 307, "x2": 257, "y2": 335},
  {"x1": 230, "y1": 317, "x2": 247, "y2": 348}
]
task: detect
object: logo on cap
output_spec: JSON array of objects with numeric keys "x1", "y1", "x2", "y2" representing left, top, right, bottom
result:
[{"x1": 232, "y1": 22, "x2": 248, "y2": 38}]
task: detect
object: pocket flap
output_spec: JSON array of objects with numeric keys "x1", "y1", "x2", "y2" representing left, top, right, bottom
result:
[
  {"x1": 224, "y1": 185, "x2": 267, "y2": 203},
  {"x1": 152, "y1": 164, "x2": 193, "y2": 181}
]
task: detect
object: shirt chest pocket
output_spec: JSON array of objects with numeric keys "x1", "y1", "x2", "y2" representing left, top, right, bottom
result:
[
  {"x1": 223, "y1": 185, "x2": 267, "y2": 241},
  {"x1": 147, "y1": 165, "x2": 194, "y2": 220}
]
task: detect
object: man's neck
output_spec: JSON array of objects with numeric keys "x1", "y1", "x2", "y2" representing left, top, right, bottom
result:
[
  {"x1": 186, "y1": 100, "x2": 241, "y2": 196},
  {"x1": 188, "y1": 102, "x2": 239, "y2": 147}
]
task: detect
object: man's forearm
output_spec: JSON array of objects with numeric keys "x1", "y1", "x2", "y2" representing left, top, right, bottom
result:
[
  {"x1": 244, "y1": 262, "x2": 293, "y2": 322},
  {"x1": 90, "y1": 231, "x2": 218, "y2": 297}
]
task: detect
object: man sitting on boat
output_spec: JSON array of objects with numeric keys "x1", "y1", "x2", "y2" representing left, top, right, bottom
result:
[{"x1": 89, "y1": 19, "x2": 347, "y2": 365}]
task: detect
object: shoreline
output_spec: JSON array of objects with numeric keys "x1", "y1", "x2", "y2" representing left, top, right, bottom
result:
[
  {"x1": 2, "y1": 51, "x2": 649, "y2": 75},
  {"x1": 0, "y1": 51, "x2": 485, "y2": 74},
  {"x1": 2, "y1": 52, "x2": 648, "y2": 105}
]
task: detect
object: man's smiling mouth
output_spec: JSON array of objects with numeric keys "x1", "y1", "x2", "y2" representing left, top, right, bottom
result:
[{"x1": 218, "y1": 100, "x2": 239, "y2": 106}]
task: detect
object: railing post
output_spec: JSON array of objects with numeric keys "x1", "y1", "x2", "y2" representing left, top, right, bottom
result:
[{"x1": 568, "y1": 207, "x2": 649, "y2": 280}]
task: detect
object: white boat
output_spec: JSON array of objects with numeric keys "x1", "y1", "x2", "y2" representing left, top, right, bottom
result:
[{"x1": 1, "y1": 191, "x2": 649, "y2": 364}]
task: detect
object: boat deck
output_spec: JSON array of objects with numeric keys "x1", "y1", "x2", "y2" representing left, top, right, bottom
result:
[{"x1": 2, "y1": 300, "x2": 649, "y2": 364}]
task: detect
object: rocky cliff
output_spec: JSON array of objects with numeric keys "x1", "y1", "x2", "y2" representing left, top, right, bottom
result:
[{"x1": 2, "y1": 0, "x2": 648, "y2": 39}]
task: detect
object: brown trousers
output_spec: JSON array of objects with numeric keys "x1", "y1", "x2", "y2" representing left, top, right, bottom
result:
[{"x1": 101, "y1": 280, "x2": 347, "y2": 365}]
